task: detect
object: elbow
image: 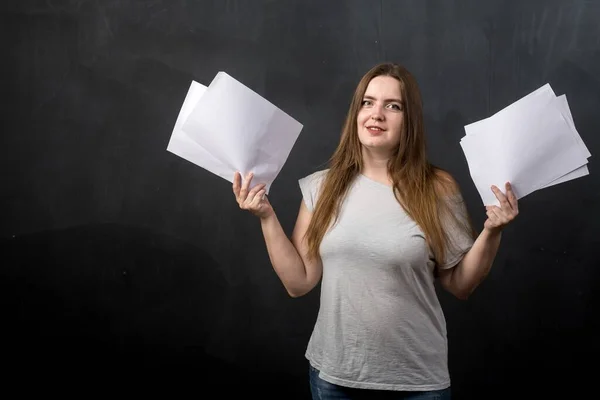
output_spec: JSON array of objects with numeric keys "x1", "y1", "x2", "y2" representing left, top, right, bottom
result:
[
  {"x1": 441, "y1": 278, "x2": 471, "y2": 300},
  {"x1": 287, "y1": 288, "x2": 307, "y2": 298},
  {"x1": 285, "y1": 285, "x2": 306, "y2": 298},
  {"x1": 454, "y1": 291, "x2": 470, "y2": 301},
  {"x1": 452, "y1": 286, "x2": 473, "y2": 301},
  {"x1": 284, "y1": 276, "x2": 320, "y2": 298},
  {"x1": 443, "y1": 267, "x2": 476, "y2": 300},
  {"x1": 284, "y1": 275, "x2": 320, "y2": 298},
  {"x1": 444, "y1": 280, "x2": 471, "y2": 300},
  {"x1": 286, "y1": 283, "x2": 313, "y2": 298}
]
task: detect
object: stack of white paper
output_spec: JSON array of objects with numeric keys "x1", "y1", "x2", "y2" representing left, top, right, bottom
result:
[
  {"x1": 167, "y1": 72, "x2": 304, "y2": 193},
  {"x1": 460, "y1": 84, "x2": 591, "y2": 206}
]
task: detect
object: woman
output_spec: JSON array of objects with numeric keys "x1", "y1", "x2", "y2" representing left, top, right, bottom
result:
[{"x1": 232, "y1": 63, "x2": 518, "y2": 399}]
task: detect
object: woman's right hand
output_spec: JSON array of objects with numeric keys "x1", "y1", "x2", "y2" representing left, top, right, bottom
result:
[{"x1": 233, "y1": 171, "x2": 274, "y2": 219}]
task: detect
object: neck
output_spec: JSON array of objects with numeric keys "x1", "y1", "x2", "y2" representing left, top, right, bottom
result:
[{"x1": 360, "y1": 146, "x2": 393, "y2": 185}]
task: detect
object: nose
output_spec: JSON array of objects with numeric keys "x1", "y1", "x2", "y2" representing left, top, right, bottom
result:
[
  {"x1": 370, "y1": 108, "x2": 384, "y2": 121},
  {"x1": 369, "y1": 102, "x2": 385, "y2": 121}
]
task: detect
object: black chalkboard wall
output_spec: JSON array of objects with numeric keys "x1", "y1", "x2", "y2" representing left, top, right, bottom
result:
[{"x1": 2, "y1": 1, "x2": 599, "y2": 398}]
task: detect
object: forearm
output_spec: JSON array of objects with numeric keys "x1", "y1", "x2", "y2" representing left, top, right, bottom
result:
[
  {"x1": 260, "y1": 212, "x2": 309, "y2": 293},
  {"x1": 451, "y1": 228, "x2": 502, "y2": 298}
]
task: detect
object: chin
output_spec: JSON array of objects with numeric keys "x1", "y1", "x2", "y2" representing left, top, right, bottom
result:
[
  {"x1": 359, "y1": 135, "x2": 385, "y2": 147},
  {"x1": 360, "y1": 141, "x2": 392, "y2": 152}
]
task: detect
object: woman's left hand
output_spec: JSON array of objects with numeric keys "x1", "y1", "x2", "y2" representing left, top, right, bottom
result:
[{"x1": 484, "y1": 182, "x2": 519, "y2": 234}]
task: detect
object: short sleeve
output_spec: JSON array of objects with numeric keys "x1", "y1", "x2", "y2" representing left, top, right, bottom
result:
[
  {"x1": 437, "y1": 194, "x2": 476, "y2": 269},
  {"x1": 298, "y1": 170, "x2": 327, "y2": 212}
]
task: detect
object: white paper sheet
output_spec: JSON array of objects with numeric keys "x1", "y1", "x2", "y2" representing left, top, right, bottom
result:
[
  {"x1": 543, "y1": 94, "x2": 590, "y2": 187},
  {"x1": 177, "y1": 72, "x2": 303, "y2": 193},
  {"x1": 460, "y1": 83, "x2": 591, "y2": 206},
  {"x1": 167, "y1": 81, "x2": 238, "y2": 184}
]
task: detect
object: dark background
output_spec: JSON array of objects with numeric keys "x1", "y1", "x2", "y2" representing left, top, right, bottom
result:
[{"x1": 2, "y1": 0, "x2": 599, "y2": 398}]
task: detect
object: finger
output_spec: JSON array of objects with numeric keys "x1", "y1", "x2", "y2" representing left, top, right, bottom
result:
[
  {"x1": 491, "y1": 185, "x2": 511, "y2": 211},
  {"x1": 485, "y1": 203, "x2": 500, "y2": 211},
  {"x1": 486, "y1": 206, "x2": 500, "y2": 217},
  {"x1": 239, "y1": 172, "x2": 254, "y2": 201},
  {"x1": 505, "y1": 182, "x2": 519, "y2": 214},
  {"x1": 249, "y1": 189, "x2": 267, "y2": 208},
  {"x1": 489, "y1": 206, "x2": 509, "y2": 224},
  {"x1": 245, "y1": 183, "x2": 266, "y2": 203},
  {"x1": 232, "y1": 171, "x2": 241, "y2": 198}
]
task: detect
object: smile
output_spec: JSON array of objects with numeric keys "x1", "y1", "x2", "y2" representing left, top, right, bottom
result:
[{"x1": 366, "y1": 126, "x2": 386, "y2": 134}]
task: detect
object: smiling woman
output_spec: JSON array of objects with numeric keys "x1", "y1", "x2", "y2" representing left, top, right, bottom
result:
[
  {"x1": 357, "y1": 75, "x2": 405, "y2": 153},
  {"x1": 232, "y1": 62, "x2": 519, "y2": 399}
]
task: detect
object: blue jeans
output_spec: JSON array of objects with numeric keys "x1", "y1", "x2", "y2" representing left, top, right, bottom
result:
[{"x1": 309, "y1": 365, "x2": 451, "y2": 400}]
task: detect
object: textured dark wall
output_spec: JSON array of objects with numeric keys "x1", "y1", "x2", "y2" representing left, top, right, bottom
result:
[{"x1": 2, "y1": 1, "x2": 599, "y2": 398}]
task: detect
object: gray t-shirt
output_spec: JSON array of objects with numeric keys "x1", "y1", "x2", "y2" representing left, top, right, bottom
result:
[{"x1": 298, "y1": 169, "x2": 474, "y2": 391}]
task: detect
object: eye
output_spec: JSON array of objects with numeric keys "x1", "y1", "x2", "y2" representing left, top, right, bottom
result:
[
  {"x1": 387, "y1": 103, "x2": 403, "y2": 111},
  {"x1": 361, "y1": 99, "x2": 372, "y2": 107}
]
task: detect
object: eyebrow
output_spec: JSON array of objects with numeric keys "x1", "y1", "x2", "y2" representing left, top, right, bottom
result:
[{"x1": 363, "y1": 95, "x2": 403, "y2": 103}]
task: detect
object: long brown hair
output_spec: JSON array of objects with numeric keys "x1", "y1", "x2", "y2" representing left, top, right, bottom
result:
[{"x1": 304, "y1": 63, "x2": 476, "y2": 265}]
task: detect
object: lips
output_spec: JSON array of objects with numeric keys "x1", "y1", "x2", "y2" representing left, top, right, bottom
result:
[{"x1": 366, "y1": 125, "x2": 386, "y2": 135}]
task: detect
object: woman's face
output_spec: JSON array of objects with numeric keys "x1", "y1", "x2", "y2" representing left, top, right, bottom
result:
[{"x1": 356, "y1": 75, "x2": 404, "y2": 154}]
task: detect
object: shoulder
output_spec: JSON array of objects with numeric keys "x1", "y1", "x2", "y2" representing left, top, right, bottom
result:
[
  {"x1": 432, "y1": 168, "x2": 470, "y2": 214},
  {"x1": 298, "y1": 169, "x2": 329, "y2": 211},
  {"x1": 299, "y1": 168, "x2": 329, "y2": 188},
  {"x1": 300, "y1": 168, "x2": 329, "y2": 181},
  {"x1": 433, "y1": 168, "x2": 461, "y2": 198}
]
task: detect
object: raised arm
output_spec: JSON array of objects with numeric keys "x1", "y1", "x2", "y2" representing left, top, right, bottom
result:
[
  {"x1": 233, "y1": 172, "x2": 323, "y2": 297},
  {"x1": 438, "y1": 182, "x2": 519, "y2": 299}
]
